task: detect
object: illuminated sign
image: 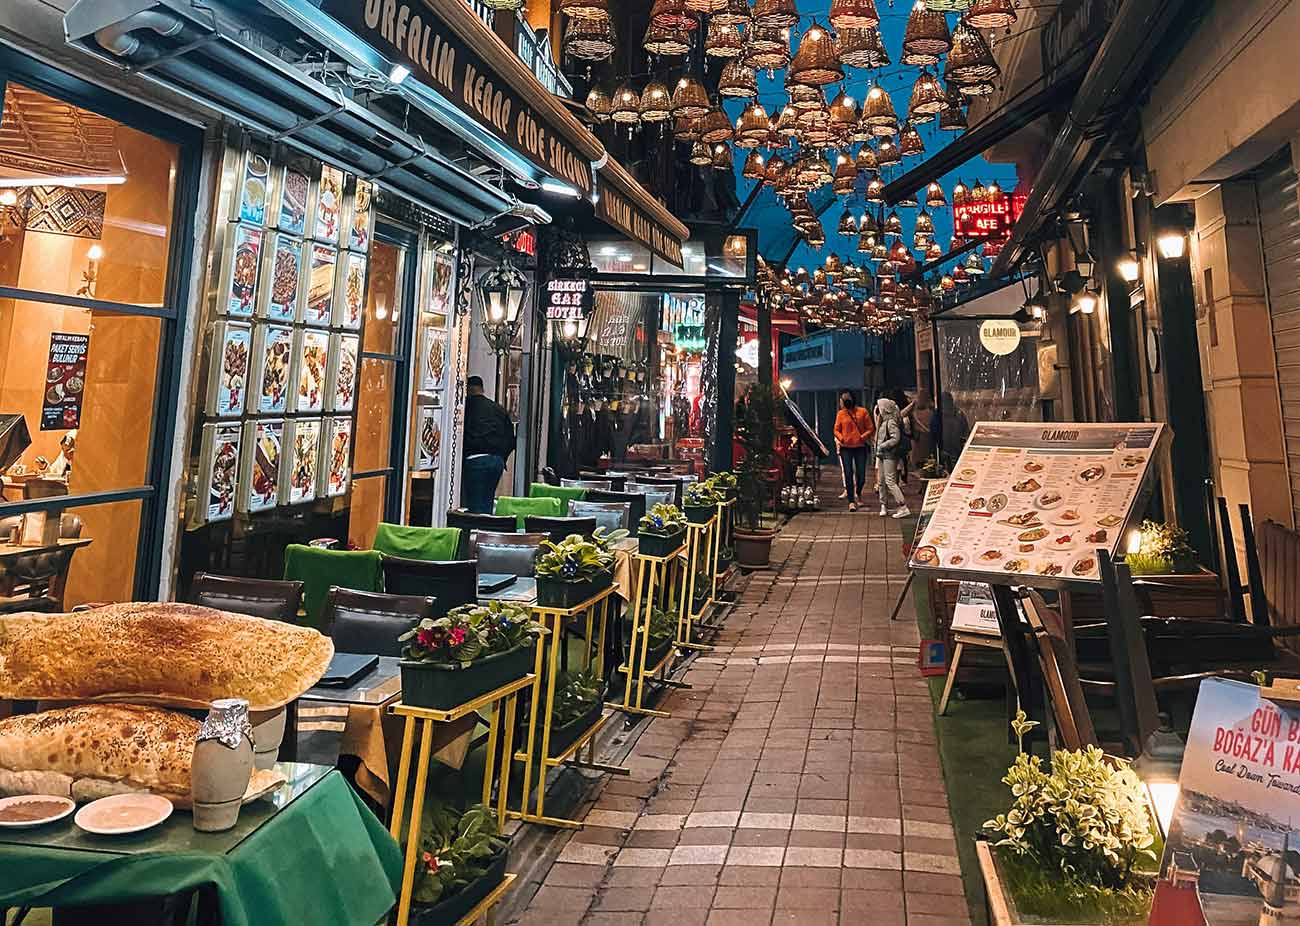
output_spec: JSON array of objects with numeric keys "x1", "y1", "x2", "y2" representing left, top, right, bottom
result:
[
  {"x1": 503, "y1": 227, "x2": 537, "y2": 257},
  {"x1": 979, "y1": 319, "x2": 1022, "y2": 356},
  {"x1": 544, "y1": 277, "x2": 592, "y2": 321},
  {"x1": 953, "y1": 192, "x2": 1026, "y2": 244}
]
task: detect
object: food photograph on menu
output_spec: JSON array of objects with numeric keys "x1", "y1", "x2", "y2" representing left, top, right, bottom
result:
[
  {"x1": 224, "y1": 224, "x2": 262, "y2": 317},
  {"x1": 908, "y1": 422, "x2": 1165, "y2": 583},
  {"x1": 281, "y1": 418, "x2": 320, "y2": 506},
  {"x1": 276, "y1": 165, "x2": 310, "y2": 236},
  {"x1": 240, "y1": 418, "x2": 283, "y2": 514},
  {"x1": 429, "y1": 249, "x2": 454, "y2": 315},
  {"x1": 252, "y1": 323, "x2": 293, "y2": 415},
  {"x1": 265, "y1": 233, "x2": 303, "y2": 322},
  {"x1": 323, "y1": 417, "x2": 353, "y2": 497},
  {"x1": 420, "y1": 326, "x2": 447, "y2": 392},
  {"x1": 293, "y1": 328, "x2": 329, "y2": 414},
  {"x1": 313, "y1": 164, "x2": 343, "y2": 244},
  {"x1": 416, "y1": 405, "x2": 441, "y2": 471},
  {"x1": 237, "y1": 151, "x2": 270, "y2": 226},
  {"x1": 350, "y1": 178, "x2": 373, "y2": 251},
  {"x1": 328, "y1": 333, "x2": 358, "y2": 413},
  {"x1": 206, "y1": 320, "x2": 251, "y2": 417},
  {"x1": 339, "y1": 252, "x2": 366, "y2": 330},
  {"x1": 200, "y1": 422, "x2": 241, "y2": 522},
  {"x1": 304, "y1": 244, "x2": 336, "y2": 325}
]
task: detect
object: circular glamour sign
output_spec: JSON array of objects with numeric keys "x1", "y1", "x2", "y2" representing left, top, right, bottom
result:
[{"x1": 979, "y1": 319, "x2": 1022, "y2": 356}]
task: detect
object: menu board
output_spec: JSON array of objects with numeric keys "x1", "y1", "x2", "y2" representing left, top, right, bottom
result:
[
  {"x1": 328, "y1": 333, "x2": 359, "y2": 413},
  {"x1": 350, "y1": 178, "x2": 374, "y2": 251},
  {"x1": 909, "y1": 422, "x2": 1165, "y2": 584},
  {"x1": 419, "y1": 326, "x2": 448, "y2": 392},
  {"x1": 292, "y1": 328, "x2": 329, "y2": 414},
  {"x1": 429, "y1": 249, "x2": 454, "y2": 314},
  {"x1": 276, "y1": 165, "x2": 310, "y2": 236},
  {"x1": 239, "y1": 418, "x2": 283, "y2": 513},
  {"x1": 281, "y1": 418, "x2": 320, "y2": 505},
  {"x1": 337, "y1": 253, "x2": 366, "y2": 330},
  {"x1": 223, "y1": 225, "x2": 262, "y2": 317},
  {"x1": 236, "y1": 151, "x2": 270, "y2": 226},
  {"x1": 41, "y1": 332, "x2": 89, "y2": 431},
  {"x1": 199, "y1": 422, "x2": 241, "y2": 522},
  {"x1": 313, "y1": 165, "x2": 344, "y2": 243},
  {"x1": 304, "y1": 244, "x2": 336, "y2": 326},
  {"x1": 263, "y1": 233, "x2": 303, "y2": 322},
  {"x1": 251, "y1": 324, "x2": 292, "y2": 415},
  {"x1": 322, "y1": 416, "x2": 352, "y2": 497},
  {"x1": 205, "y1": 321, "x2": 251, "y2": 417},
  {"x1": 415, "y1": 405, "x2": 441, "y2": 471}
]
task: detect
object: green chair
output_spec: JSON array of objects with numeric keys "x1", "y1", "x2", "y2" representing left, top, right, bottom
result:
[
  {"x1": 372, "y1": 523, "x2": 462, "y2": 562},
  {"x1": 529, "y1": 482, "x2": 587, "y2": 507},
  {"x1": 494, "y1": 495, "x2": 563, "y2": 530},
  {"x1": 283, "y1": 544, "x2": 383, "y2": 629}
]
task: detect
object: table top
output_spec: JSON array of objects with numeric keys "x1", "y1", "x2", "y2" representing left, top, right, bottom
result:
[
  {"x1": 0, "y1": 537, "x2": 93, "y2": 559},
  {"x1": 0, "y1": 762, "x2": 330, "y2": 858},
  {"x1": 479, "y1": 576, "x2": 537, "y2": 605},
  {"x1": 302, "y1": 655, "x2": 402, "y2": 706}
]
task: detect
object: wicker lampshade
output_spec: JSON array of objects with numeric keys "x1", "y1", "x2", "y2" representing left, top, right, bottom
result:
[
  {"x1": 876, "y1": 136, "x2": 900, "y2": 166},
  {"x1": 829, "y1": 0, "x2": 880, "y2": 29},
  {"x1": 846, "y1": 114, "x2": 873, "y2": 144},
  {"x1": 650, "y1": 0, "x2": 697, "y2": 29},
  {"x1": 878, "y1": 257, "x2": 898, "y2": 279},
  {"x1": 838, "y1": 27, "x2": 890, "y2": 68},
  {"x1": 964, "y1": 249, "x2": 985, "y2": 274},
  {"x1": 712, "y1": 144, "x2": 734, "y2": 170},
  {"x1": 671, "y1": 76, "x2": 711, "y2": 118},
  {"x1": 753, "y1": 0, "x2": 798, "y2": 28},
  {"x1": 854, "y1": 147, "x2": 878, "y2": 179},
  {"x1": 829, "y1": 90, "x2": 858, "y2": 133},
  {"x1": 939, "y1": 87, "x2": 968, "y2": 130},
  {"x1": 686, "y1": 0, "x2": 725, "y2": 10},
  {"x1": 765, "y1": 153, "x2": 787, "y2": 185},
  {"x1": 833, "y1": 156, "x2": 858, "y2": 195},
  {"x1": 640, "y1": 80, "x2": 673, "y2": 122},
  {"x1": 735, "y1": 101, "x2": 770, "y2": 147},
  {"x1": 743, "y1": 150, "x2": 766, "y2": 180},
  {"x1": 644, "y1": 22, "x2": 692, "y2": 56},
  {"x1": 869, "y1": 241, "x2": 888, "y2": 262},
  {"x1": 952, "y1": 180, "x2": 969, "y2": 208},
  {"x1": 859, "y1": 209, "x2": 879, "y2": 235},
  {"x1": 883, "y1": 210, "x2": 903, "y2": 238},
  {"x1": 719, "y1": 59, "x2": 758, "y2": 97},
  {"x1": 704, "y1": 20, "x2": 744, "y2": 57},
  {"x1": 957, "y1": 79, "x2": 996, "y2": 98},
  {"x1": 689, "y1": 141, "x2": 712, "y2": 165},
  {"x1": 965, "y1": 0, "x2": 1017, "y2": 30},
  {"x1": 915, "y1": 210, "x2": 935, "y2": 236},
  {"x1": 790, "y1": 25, "x2": 844, "y2": 86},
  {"x1": 837, "y1": 207, "x2": 858, "y2": 236},
  {"x1": 925, "y1": 240, "x2": 944, "y2": 260},
  {"x1": 674, "y1": 115, "x2": 703, "y2": 141},
  {"x1": 946, "y1": 21, "x2": 999, "y2": 83},
  {"x1": 902, "y1": 2, "x2": 952, "y2": 66},
  {"x1": 789, "y1": 82, "x2": 824, "y2": 111},
  {"x1": 565, "y1": 16, "x2": 616, "y2": 61},
  {"x1": 558, "y1": 0, "x2": 608, "y2": 20},
  {"x1": 866, "y1": 176, "x2": 885, "y2": 203},
  {"x1": 715, "y1": 0, "x2": 753, "y2": 27},
  {"x1": 900, "y1": 122, "x2": 925, "y2": 157},
  {"x1": 611, "y1": 83, "x2": 642, "y2": 124},
  {"x1": 585, "y1": 85, "x2": 613, "y2": 122},
  {"x1": 774, "y1": 105, "x2": 800, "y2": 137},
  {"x1": 907, "y1": 71, "x2": 946, "y2": 123},
  {"x1": 860, "y1": 85, "x2": 898, "y2": 136},
  {"x1": 796, "y1": 100, "x2": 829, "y2": 130},
  {"x1": 744, "y1": 25, "x2": 791, "y2": 70},
  {"x1": 925, "y1": 181, "x2": 947, "y2": 208},
  {"x1": 856, "y1": 229, "x2": 875, "y2": 253},
  {"x1": 699, "y1": 106, "x2": 735, "y2": 143}
]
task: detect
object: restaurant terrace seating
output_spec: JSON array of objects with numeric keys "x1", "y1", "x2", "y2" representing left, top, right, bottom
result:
[
  {"x1": 468, "y1": 531, "x2": 547, "y2": 578},
  {"x1": 322, "y1": 588, "x2": 435, "y2": 657},
  {"x1": 523, "y1": 515, "x2": 599, "y2": 542},
  {"x1": 380, "y1": 556, "x2": 477, "y2": 616},
  {"x1": 188, "y1": 572, "x2": 304, "y2": 623}
]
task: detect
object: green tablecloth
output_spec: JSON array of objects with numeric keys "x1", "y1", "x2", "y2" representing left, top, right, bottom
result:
[{"x1": 0, "y1": 767, "x2": 400, "y2": 926}]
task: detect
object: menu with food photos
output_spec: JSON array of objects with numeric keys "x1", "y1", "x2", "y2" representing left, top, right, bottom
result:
[
  {"x1": 223, "y1": 224, "x2": 262, "y2": 317},
  {"x1": 251, "y1": 324, "x2": 293, "y2": 415},
  {"x1": 239, "y1": 418, "x2": 283, "y2": 514},
  {"x1": 909, "y1": 422, "x2": 1165, "y2": 585},
  {"x1": 199, "y1": 421, "x2": 241, "y2": 522},
  {"x1": 280, "y1": 418, "x2": 320, "y2": 506},
  {"x1": 263, "y1": 233, "x2": 303, "y2": 322},
  {"x1": 322, "y1": 416, "x2": 352, "y2": 497}
]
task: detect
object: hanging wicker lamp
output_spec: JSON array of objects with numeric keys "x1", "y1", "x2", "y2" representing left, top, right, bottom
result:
[
  {"x1": 946, "y1": 21, "x2": 999, "y2": 83},
  {"x1": 558, "y1": 0, "x2": 608, "y2": 20},
  {"x1": 689, "y1": 141, "x2": 712, "y2": 165},
  {"x1": 735, "y1": 101, "x2": 770, "y2": 147},
  {"x1": 965, "y1": 0, "x2": 1017, "y2": 30},
  {"x1": 900, "y1": 123, "x2": 925, "y2": 157},
  {"x1": 585, "y1": 85, "x2": 613, "y2": 122},
  {"x1": 789, "y1": 25, "x2": 844, "y2": 86},
  {"x1": 712, "y1": 144, "x2": 734, "y2": 170},
  {"x1": 611, "y1": 83, "x2": 642, "y2": 124},
  {"x1": 833, "y1": 156, "x2": 858, "y2": 195},
  {"x1": 915, "y1": 210, "x2": 935, "y2": 236},
  {"x1": 859, "y1": 209, "x2": 879, "y2": 236},
  {"x1": 789, "y1": 82, "x2": 824, "y2": 111},
  {"x1": 939, "y1": 87, "x2": 968, "y2": 130},
  {"x1": 671, "y1": 76, "x2": 711, "y2": 118},
  {"x1": 901, "y1": 2, "x2": 952, "y2": 66},
  {"x1": 704, "y1": 20, "x2": 745, "y2": 57},
  {"x1": 866, "y1": 176, "x2": 885, "y2": 203},
  {"x1": 837, "y1": 207, "x2": 858, "y2": 236},
  {"x1": 715, "y1": 0, "x2": 753, "y2": 27},
  {"x1": 883, "y1": 210, "x2": 903, "y2": 238},
  {"x1": 745, "y1": 25, "x2": 791, "y2": 71},
  {"x1": 686, "y1": 0, "x2": 726, "y2": 11},
  {"x1": 860, "y1": 84, "x2": 898, "y2": 136},
  {"x1": 753, "y1": 0, "x2": 798, "y2": 28},
  {"x1": 925, "y1": 181, "x2": 947, "y2": 208},
  {"x1": 719, "y1": 59, "x2": 759, "y2": 97},
  {"x1": 743, "y1": 150, "x2": 767, "y2": 180},
  {"x1": 650, "y1": 0, "x2": 697, "y2": 30},
  {"x1": 674, "y1": 114, "x2": 703, "y2": 141},
  {"x1": 775, "y1": 105, "x2": 800, "y2": 137},
  {"x1": 964, "y1": 250, "x2": 985, "y2": 274},
  {"x1": 857, "y1": 229, "x2": 874, "y2": 253},
  {"x1": 829, "y1": 90, "x2": 858, "y2": 134},
  {"x1": 765, "y1": 154, "x2": 787, "y2": 186},
  {"x1": 699, "y1": 106, "x2": 735, "y2": 143},
  {"x1": 958, "y1": 79, "x2": 995, "y2": 98},
  {"x1": 829, "y1": 0, "x2": 880, "y2": 28},
  {"x1": 565, "y1": 16, "x2": 616, "y2": 62},
  {"x1": 640, "y1": 80, "x2": 673, "y2": 122},
  {"x1": 907, "y1": 70, "x2": 946, "y2": 123},
  {"x1": 876, "y1": 136, "x2": 900, "y2": 166},
  {"x1": 925, "y1": 240, "x2": 944, "y2": 261},
  {"x1": 644, "y1": 22, "x2": 692, "y2": 56},
  {"x1": 839, "y1": 27, "x2": 890, "y2": 68},
  {"x1": 952, "y1": 180, "x2": 969, "y2": 208}
]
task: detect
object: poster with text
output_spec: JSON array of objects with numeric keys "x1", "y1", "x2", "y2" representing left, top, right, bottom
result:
[
  {"x1": 237, "y1": 150, "x2": 270, "y2": 226},
  {"x1": 350, "y1": 178, "x2": 373, "y2": 251},
  {"x1": 1150, "y1": 678, "x2": 1300, "y2": 925},
  {"x1": 312, "y1": 164, "x2": 343, "y2": 244},
  {"x1": 420, "y1": 326, "x2": 448, "y2": 393},
  {"x1": 429, "y1": 249, "x2": 454, "y2": 315},
  {"x1": 909, "y1": 422, "x2": 1164, "y2": 584},
  {"x1": 276, "y1": 165, "x2": 310, "y2": 236},
  {"x1": 322, "y1": 416, "x2": 352, "y2": 497},
  {"x1": 41, "y1": 332, "x2": 89, "y2": 431}
]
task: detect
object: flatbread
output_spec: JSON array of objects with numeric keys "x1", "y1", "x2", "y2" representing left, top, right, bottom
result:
[
  {"x1": 0, "y1": 704, "x2": 286, "y2": 808},
  {"x1": 0, "y1": 602, "x2": 333, "y2": 710}
]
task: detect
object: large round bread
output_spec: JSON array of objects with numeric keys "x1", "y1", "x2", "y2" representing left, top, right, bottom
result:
[{"x1": 0, "y1": 602, "x2": 334, "y2": 710}]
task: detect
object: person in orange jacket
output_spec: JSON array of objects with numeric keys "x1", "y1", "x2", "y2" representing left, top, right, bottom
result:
[{"x1": 833, "y1": 391, "x2": 875, "y2": 511}]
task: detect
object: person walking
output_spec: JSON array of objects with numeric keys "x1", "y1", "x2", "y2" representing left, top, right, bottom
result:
[
  {"x1": 874, "y1": 396, "x2": 911, "y2": 518},
  {"x1": 461, "y1": 375, "x2": 515, "y2": 513},
  {"x1": 833, "y1": 391, "x2": 874, "y2": 511}
]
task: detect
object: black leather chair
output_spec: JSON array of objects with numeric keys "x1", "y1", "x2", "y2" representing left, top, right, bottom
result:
[
  {"x1": 322, "y1": 588, "x2": 436, "y2": 657},
  {"x1": 469, "y1": 531, "x2": 547, "y2": 577},
  {"x1": 0, "y1": 513, "x2": 85, "y2": 614},
  {"x1": 584, "y1": 489, "x2": 647, "y2": 535},
  {"x1": 568, "y1": 500, "x2": 631, "y2": 534},
  {"x1": 629, "y1": 475, "x2": 686, "y2": 507},
  {"x1": 524, "y1": 515, "x2": 599, "y2": 543},
  {"x1": 579, "y1": 471, "x2": 627, "y2": 492},
  {"x1": 446, "y1": 510, "x2": 517, "y2": 557},
  {"x1": 381, "y1": 556, "x2": 477, "y2": 616},
  {"x1": 626, "y1": 481, "x2": 677, "y2": 511},
  {"x1": 562, "y1": 477, "x2": 613, "y2": 491},
  {"x1": 188, "y1": 572, "x2": 304, "y2": 623}
]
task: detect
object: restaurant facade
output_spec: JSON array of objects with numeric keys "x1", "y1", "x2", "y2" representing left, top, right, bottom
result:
[{"x1": 0, "y1": 0, "x2": 688, "y2": 606}]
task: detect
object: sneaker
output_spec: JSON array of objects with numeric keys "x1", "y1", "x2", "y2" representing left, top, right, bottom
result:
[
  {"x1": 891, "y1": 506, "x2": 912, "y2": 519},
  {"x1": 837, "y1": 490, "x2": 848, "y2": 499},
  {"x1": 878, "y1": 506, "x2": 887, "y2": 516},
  {"x1": 848, "y1": 502, "x2": 858, "y2": 511}
]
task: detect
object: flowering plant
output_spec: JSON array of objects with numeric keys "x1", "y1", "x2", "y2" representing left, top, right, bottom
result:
[
  {"x1": 983, "y1": 712, "x2": 1155, "y2": 890},
  {"x1": 638, "y1": 503, "x2": 687, "y2": 535},
  {"x1": 398, "y1": 600, "x2": 545, "y2": 666},
  {"x1": 684, "y1": 482, "x2": 722, "y2": 507},
  {"x1": 413, "y1": 803, "x2": 507, "y2": 905},
  {"x1": 535, "y1": 529, "x2": 625, "y2": 583}
]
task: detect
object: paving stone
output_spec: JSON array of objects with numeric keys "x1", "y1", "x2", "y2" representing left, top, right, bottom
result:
[{"x1": 669, "y1": 844, "x2": 730, "y2": 865}]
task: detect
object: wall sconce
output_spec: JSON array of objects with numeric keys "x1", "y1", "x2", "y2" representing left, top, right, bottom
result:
[
  {"x1": 1156, "y1": 232, "x2": 1187, "y2": 260},
  {"x1": 1072, "y1": 289, "x2": 1098, "y2": 315},
  {"x1": 474, "y1": 258, "x2": 529, "y2": 355},
  {"x1": 77, "y1": 244, "x2": 105, "y2": 298},
  {"x1": 1117, "y1": 253, "x2": 1140, "y2": 283}
]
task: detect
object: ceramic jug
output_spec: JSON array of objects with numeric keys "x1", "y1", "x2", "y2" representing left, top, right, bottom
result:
[{"x1": 191, "y1": 698, "x2": 254, "y2": 832}]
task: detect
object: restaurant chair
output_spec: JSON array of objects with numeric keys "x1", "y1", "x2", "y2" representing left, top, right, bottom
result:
[
  {"x1": 188, "y1": 572, "x2": 304, "y2": 623},
  {"x1": 562, "y1": 477, "x2": 613, "y2": 491},
  {"x1": 0, "y1": 513, "x2": 84, "y2": 613},
  {"x1": 493, "y1": 495, "x2": 563, "y2": 530},
  {"x1": 568, "y1": 500, "x2": 631, "y2": 534},
  {"x1": 626, "y1": 481, "x2": 677, "y2": 511},
  {"x1": 446, "y1": 510, "x2": 516, "y2": 557},
  {"x1": 529, "y1": 481, "x2": 587, "y2": 507},
  {"x1": 468, "y1": 531, "x2": 547, "y2": 578},
  {"x1": 584, "y1": 489, "x2": 646, "y2": 535},
  {"x1": 322, "y1": 588, "x2": 436, "y2": 657},
  {"x1": 381, "y1": 556, "x2": 477, "y2": 616},
  {"x1": 539, "y1": 466, "x2": 561, "y2": 485},
  {"x1": 580, "y1": 470, "x2": 627, "y2": 492},
  {"x1": 282, "y1": 544, "x2": 383, "y2": 630},
  {"x1": 372, "y1": 522, "x2": 461, "y2": 562},
  {"x1": 524, "y1": 515, "x2": 599, "y2": 543}
]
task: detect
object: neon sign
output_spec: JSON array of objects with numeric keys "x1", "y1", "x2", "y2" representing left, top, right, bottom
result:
[{"x1": 953, "y1": 192, "x2": 1026, "y2": 244}]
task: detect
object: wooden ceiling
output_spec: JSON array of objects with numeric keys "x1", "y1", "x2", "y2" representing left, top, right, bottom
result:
[{"x1": 0, "y1": 83, "x2": 119, "y2": 176}]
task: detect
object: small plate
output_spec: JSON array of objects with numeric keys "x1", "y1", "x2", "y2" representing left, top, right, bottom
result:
[
  {"x1": 0, "y1": 794, "x2": 75, "y2": 829},
  {"x1": 75, "y1": 793, "x2": 173, "y2": 836}
]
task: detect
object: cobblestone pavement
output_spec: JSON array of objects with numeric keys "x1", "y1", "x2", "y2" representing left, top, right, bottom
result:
[{"x1": 510, "y1": 485, "x2": 969, "y2": 926}]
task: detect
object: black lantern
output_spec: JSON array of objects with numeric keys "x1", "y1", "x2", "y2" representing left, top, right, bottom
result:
[
  {"x1": 475, "y1": 259, "x2": 530, "y2": 355},
  {"x1": 554, "y1": 313, "x2": 592, "y2": 361}
]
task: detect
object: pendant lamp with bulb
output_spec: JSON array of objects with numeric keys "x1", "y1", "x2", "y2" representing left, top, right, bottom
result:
[
  {"x1": 611, "y1": 83, "x2": 642, "y2": 125},
  {"x1": 671, "y1": 76, "x2": 711, "y2": 119},
  {"x1": 946, "y1": 21, "x2": 999, "y2": 83},
  {"x1": 565, "y1": 16, "x2": 616, "y2": 62},
  {"x1": 907, "y1": 70, "x2": 946, "y2": 123},
  {"x1": 925, "y1": 181, "x2": 947, "y2": 208},
  {"x1": 789, "y1": 24, "x2": 844, "y2": 85},
  {"x1": 743, "y1": 150, "x2": 767, "y2": 180},
  {"x1": 558, "y1": 0, "x2": 608, "y2": 19},
  {"x1": 585, "y1": 85, "x2": 613, "y2": 123},
  {"x1": 699, "y1": 106, "x2": 735, "y2": 143},
  {"x1": 689, "y1": 141, "x2": 712, "y2": 165},
  {"x1": 704, "y1": 20, "x2": 745, "y2": 57},
  {"x1": 712, "y1": 144, "x2": 734, "y2": 170},
  {"x1": 745, "y1": 25, "x2": 792, "y2": 71},
  {"x1": 838, "y1": 27, "x2": 891, "y2": 68},
  {"x1": 902, "y1": 1, "x2": 952, "y2": 66},
  {"x1": 860, "y1": 84, "x2": 898, "y2": 136},
  {"x1": 719, "y1": 59, "x2": 759, "y2": 97},
  {"x1": 640, "y1": 80, "x2": 673, "y2": 122},
  {"x1": 650, "y1": 0, "x2": 696, "y2": 29}
]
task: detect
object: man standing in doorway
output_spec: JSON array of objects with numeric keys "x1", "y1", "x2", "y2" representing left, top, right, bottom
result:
[{"x1": 461, "y1": 375, "x2": 515, "y2": 513}]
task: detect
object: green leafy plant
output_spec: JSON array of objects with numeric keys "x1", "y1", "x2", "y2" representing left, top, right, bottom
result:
[
  {"x1": 684, "y1": 482, "x2": 722, "y2": 507},
  {"x1": 413, "y1": 804, "x2": 508, "y2": 906},
  {"x1": 639, "y1": 503, "x2": 687, "y2": 535},
  {"x1": 646, "y1": 606, "x2": 677, "y2": 646},
  {"x1": 1126, "y1": 520, "x2": 1198, "y2": 575},
  {"x1": 735, "y1": 383, "x2": 776, "y2": 531},
  {"x1": 590, "y1": 525, "x2": 630, "y2": 550},
  {"x1": 399, "y1": 601, "x2": 545, "y2": 666},
  {"x1": 535, "y1": 532, "x2": 619, "y2": 583},
  {"x1": 551, "y1": 666, "x2": 605, "y2": 727},
  {"x1": 706, "y1": 471, "x2": 737, "y2": 490},
  {"x1": 983, "y1": 712, "x2": 1156, "y2": 892}
]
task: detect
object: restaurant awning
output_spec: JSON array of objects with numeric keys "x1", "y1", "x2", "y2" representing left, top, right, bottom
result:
[{"x1": 931, "y1": 277, "x2": 1028, "y2": 320}]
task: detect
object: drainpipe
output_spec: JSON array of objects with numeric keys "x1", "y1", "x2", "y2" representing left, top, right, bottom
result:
[{"x1": 92, "y1": 9, "x2": 186, "y2": 56}]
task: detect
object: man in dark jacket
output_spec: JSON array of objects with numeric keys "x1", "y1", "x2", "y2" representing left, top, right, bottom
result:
[{"x1": 461, "y1": 375, "x2": 515, "y2": 513}]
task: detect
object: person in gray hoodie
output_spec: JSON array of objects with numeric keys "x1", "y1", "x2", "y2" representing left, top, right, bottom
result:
[{"x1": 874, "y1": 396, "x2": 911, "y2": 518}]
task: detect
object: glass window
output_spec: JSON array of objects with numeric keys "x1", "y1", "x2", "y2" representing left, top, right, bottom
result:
[{"x1": 363, "y1": 240, "x2": 403, "y2": 356}]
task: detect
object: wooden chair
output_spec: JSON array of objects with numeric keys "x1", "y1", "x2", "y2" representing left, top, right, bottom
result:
[
  {"x1": 322, "y1": 588, "x2": 435, "y2": 657},
  {"x1": 380, "y1": 557, "x2": 477, "y2": 616}
]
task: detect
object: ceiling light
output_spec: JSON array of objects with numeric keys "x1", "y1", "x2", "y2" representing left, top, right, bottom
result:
[{"x1": 0, "y1": 174, "x2": 126, "y2": 188}]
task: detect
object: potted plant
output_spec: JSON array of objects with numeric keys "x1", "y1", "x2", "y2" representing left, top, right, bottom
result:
[
  {"x1": 534, "y1": 527, "x2": 627, "y2": 608},
  {"x1": 734, "y1": 382, "x2": 778, "y2": 568},
  {"x1": 1123, "y1": 520, "x2": 1199, "y2": 576},
  {"x1": 624, "y1": 605, "x2": 677, "y2": 678},
  {"x1": 410, "y1": 804, "x2": 510, "y2": 925},
  {"x1": 706, "y1": 471, "x2": 738, "y2": 501},
  {"x1": 683, "y1": 482, "x2": 722, "y2": 523},
  {"x1": 638, "y1": 503, "x2": 688, "y2": 557},
  {"x1": 547, "y1": 666, "x2": 605, "y2": 757},
  {"x1": 978, "y1": 712, "x2": 1157, "y2": 924},
  {"x1": 398, "y1": 601, "x2": 545, "y2": 710}
]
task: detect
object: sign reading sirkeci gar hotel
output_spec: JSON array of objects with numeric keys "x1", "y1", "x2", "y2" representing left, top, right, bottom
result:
[{"x1": 323, "y1": 0, "x2": 593, "y2": 196}]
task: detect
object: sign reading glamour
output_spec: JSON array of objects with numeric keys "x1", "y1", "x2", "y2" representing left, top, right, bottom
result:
[{"x1": 324, "y1": 0, "x2": 593, "y2": 195}]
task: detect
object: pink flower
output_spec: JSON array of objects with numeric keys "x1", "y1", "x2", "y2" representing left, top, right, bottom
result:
[
  {"x1": 417, "y1": 628, "x2": 438, "y2": 649},
  {"x1": 448, "y1": 626, "x2": 467, "y2": 645}
]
